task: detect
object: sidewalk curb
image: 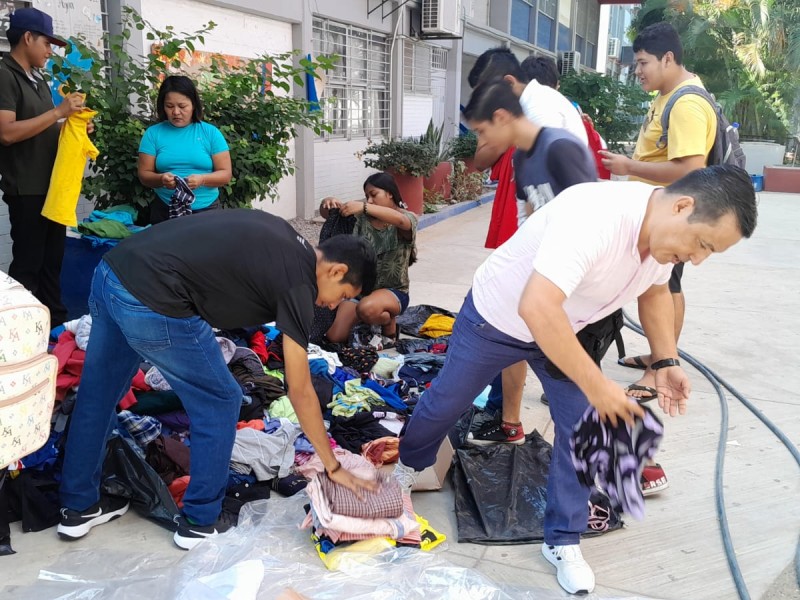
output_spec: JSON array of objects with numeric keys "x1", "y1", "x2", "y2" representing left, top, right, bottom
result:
[{"x1": 418, "y1": 191, "x2": 495, "y2": 231}]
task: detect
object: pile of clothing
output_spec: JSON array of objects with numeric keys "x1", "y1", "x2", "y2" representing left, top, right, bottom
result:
[
  {"x1": 299, "y1": 452, "x2": 421, "y2": 554},
  {"x1": 5, "y1": 306, "x2": 457, "y2": 543}
]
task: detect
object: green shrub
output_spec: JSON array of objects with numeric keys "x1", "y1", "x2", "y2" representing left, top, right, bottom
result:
[
  {"x1": 53, "y1": 7, "x2": 333, "y2": 210},
  {"x1": 447, "y1": 131, "x2": 478, "y2": 160},
  {"x1": 559, "y1": 71, "x2": 651, "y2": 152},
  {"x1": 359, "y1": 137, "x2": 438, "y2": 178}
]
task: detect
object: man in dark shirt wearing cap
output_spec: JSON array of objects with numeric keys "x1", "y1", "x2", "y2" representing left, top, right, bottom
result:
[
  {"x1": 58, "y1": 209, "x2": 378, "y2": 550},
  {"x1": 0, "y1": 7, "x2": 88, "y2": 324}
]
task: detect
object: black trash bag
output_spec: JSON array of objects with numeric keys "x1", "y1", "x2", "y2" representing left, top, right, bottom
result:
[
  {"x1": 101, "y1": 435, "x2": 179, "y2": 530},
  {"x1": 396, "y1": 305, "x2": 457, "y2": 338},
  {"x1": 1, "y1": 467, "x2": 61, "y2": 534},
  {"x1": 0, "y1": 469, "x2": 14, "y2": 556},
  {"x1": 452, "y1": 430, "x2": 622, "y2": 544}
]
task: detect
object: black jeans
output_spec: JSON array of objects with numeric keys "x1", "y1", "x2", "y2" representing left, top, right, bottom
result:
[{"x1": 3, "y1": 194, "x2": 67, "y2": 325}]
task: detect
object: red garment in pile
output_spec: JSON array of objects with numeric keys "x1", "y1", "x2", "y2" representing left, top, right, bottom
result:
[
  {"x1": 249, "y1": 330, "x2": 269, "y2": 363},
  {"x1": 52, "y1": 330, "x2": 150, "y2": 409},
  {"x1": 484, "y1": 147, "x2": 518, "y2": 249}
]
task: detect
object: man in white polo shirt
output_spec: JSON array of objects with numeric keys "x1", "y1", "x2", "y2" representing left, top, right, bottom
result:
[{"x1": 393, "y1": 163, "x2": 757, "y2": 594}]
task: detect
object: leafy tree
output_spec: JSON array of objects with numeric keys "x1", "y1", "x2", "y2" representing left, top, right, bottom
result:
[
  {"x1": 559, "y1": 71, "x2": 651, "y2": 151},
  {"x1": 632, "y1": 0, "x2": 800, "y2": 141},
  {"x1": 52, "y1": 7, "x2": 333, "y2": 211}
]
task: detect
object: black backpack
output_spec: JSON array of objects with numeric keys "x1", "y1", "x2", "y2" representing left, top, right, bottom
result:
[{"x1": 658, "y1": 85, "x2": 746, "y2": 169}]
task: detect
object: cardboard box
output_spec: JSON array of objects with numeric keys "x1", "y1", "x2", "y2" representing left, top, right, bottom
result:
[{"x1": 381, "y1": 436, "x2": 455, "y2": 491}]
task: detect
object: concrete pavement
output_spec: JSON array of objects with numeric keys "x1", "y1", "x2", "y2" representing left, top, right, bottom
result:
[{"x1": 2, "y1": 191, "x2": 799, "y2": 599}]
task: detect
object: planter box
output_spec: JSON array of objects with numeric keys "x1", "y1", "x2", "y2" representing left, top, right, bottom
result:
[
  {"x1": 423, "y1": 161, "x2": 452, "y2": 200},
  {"x1": 763, "y1": 166, "x2": 800, "y2": 193},
  {"x1": 388, "y1": 170, "x2": 424, "y2": 215}
]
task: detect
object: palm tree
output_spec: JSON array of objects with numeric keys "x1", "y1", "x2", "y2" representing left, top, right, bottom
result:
[{"x1": 632, "y1": 0, "x2": 800, "y2": 140}]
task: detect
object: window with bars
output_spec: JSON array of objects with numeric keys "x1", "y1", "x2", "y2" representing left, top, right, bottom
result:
[
  {"x1": 312, "y1": 18, "x2": 390, "y2": 139},
  {"x1": 403, "y1": 42, "x2": 432, "y2": 94}
]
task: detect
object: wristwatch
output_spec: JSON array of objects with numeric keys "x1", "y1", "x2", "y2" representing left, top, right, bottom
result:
[{"x1": 651, "y1": 358, "x2": 680, "y2": 370}]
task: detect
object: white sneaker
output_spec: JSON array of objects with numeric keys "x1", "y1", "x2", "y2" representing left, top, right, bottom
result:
[
  {"x1": 541, "y1": 543, "x2": 596, "y2": 594},
  {"x1": 392, "y1": 460, "x2": 419, "y2": 494}
]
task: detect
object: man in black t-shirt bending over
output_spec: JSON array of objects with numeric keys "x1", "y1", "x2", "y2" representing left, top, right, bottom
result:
[{"x1": 58, "y1": 209, "x2": 378, "y2": 550}]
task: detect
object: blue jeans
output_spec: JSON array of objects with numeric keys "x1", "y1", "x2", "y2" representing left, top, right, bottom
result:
[
  {"x1": 60, "y1": 262, "x2": 242, "y2": 526},
  {"x1": 399, "y1": 290, "x2": 591, "y2": 545}
]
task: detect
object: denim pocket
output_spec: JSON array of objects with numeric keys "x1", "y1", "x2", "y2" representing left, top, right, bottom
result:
[{"x1": 109, "y1": 293, "x2": 172, "y2": 352}]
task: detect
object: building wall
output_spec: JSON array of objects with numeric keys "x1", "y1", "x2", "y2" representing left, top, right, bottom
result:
[{"x1": 314, "y1": 139, "x2": 377, "y2": 203}]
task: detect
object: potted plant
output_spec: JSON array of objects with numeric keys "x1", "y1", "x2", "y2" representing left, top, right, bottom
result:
[
  {"x1": 448, "y1": 131, "x2": 479, "y2": 174},
  {"x1": 419, "y1": 119, "x2": 453, "y2": 199},
  {"x1": 360, "y1": 138, "x2": 438, "y2": 214}
]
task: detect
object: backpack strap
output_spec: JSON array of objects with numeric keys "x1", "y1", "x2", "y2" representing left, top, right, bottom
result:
[{"x1": 656, "y1": 85, "x2": 716, "y2": 150}]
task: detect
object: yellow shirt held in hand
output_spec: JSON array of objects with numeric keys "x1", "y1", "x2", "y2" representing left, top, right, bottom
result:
[
  {"x1": 41, "y1": 107, "x2": 99, "y2": 227},
  {"x1": 631, "y1": 76, "x2": 716, "y2": 186}
]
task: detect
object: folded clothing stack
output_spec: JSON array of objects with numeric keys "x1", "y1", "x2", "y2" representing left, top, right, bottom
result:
[{"x1": 300, "y1": 455, "x2": 420, "y2": 545}]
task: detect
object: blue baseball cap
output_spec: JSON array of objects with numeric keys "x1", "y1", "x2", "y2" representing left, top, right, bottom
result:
[{"x1": 9, "y1": 8, "x2": 67, "y2": 47}]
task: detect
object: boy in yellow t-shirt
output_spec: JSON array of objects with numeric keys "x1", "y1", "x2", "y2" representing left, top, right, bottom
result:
[{"x1": 599, "y1": 22, "x2": 717, "y2": 496}]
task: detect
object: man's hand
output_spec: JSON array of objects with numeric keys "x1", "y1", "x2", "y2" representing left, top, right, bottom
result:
[
  {"x1": 654, "y1": 366, "x2": 691, "y2": 416},
  {"x1": 327, "y1": 465, "x2": 379, "y2": 499},
  {"x1": 160, "y1": 172, "x2": 176, "y2": 189},
  {"x1": 86, "y1": 119, "x2": 95, "y2": 135},
  {"x1": 340, "y1": 200, "x2": 365, "y2": 218},
  {"x1": 55, "y1": 93, "x2": 85, "y2": 120},
  {"x1": 587, "y1": 377, "x2": 645, "y2": 427},
  {"x1": 186, "y1": 174, "x2": 205, "y2": 189},
  {"x1": 598, "y1": 150, "x2": 632, "y2": 177}
]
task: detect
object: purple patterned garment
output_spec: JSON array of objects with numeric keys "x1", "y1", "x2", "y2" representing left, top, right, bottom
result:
[{"x1": 570, "y1": 404, "x2": 664, "y2": 520}]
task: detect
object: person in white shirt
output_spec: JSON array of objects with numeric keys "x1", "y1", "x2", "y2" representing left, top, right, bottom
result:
[
  {"x1": 467, "y1": 48, "x2": 593, "y2": 446},
  {"x1": 393, "y1": 158, "x2": 757, "y2": 595}
]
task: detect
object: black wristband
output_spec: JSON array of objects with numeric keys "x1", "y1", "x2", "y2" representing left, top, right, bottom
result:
[
  {"x1": 326, "y1": 461, "x2": 342, "y2": 477},
  {"x1": 363, "y1": 202, "x2": 368, "y2": 216},
  {"x1": 651, "y1": 358, "x2": 680, "y2": 370}
]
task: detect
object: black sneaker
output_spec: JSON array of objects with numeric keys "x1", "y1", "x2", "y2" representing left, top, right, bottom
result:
[
  {"x1": 57, "y1": 495, "x2": 130, "y2": 541},
  {"x1": 467, "y1": 420, "x2": 525, "y2": 446},
  {"x1": 173, "y1": 513, "x2": 237, "y2": 551}
]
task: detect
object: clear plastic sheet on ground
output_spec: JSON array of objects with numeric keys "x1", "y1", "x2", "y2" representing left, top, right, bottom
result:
[{"x1": 3, "y1": 496, "x2": 652, "y2": 600}]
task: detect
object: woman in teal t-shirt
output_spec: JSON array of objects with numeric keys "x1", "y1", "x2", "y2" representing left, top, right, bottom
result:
[{"x1": 137, "y1": 75, "x2": 231, "y2": 224}]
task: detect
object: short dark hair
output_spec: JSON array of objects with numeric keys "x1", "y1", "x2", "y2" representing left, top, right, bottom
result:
[
  {"x1": 463, "y1": 78, "x2": 523, "y2": 123},
  {"x1": 7, "y1": 28, "x2": 40, "y2": 49},
  {"x1": 666, "y1": 165, "x2": 758, "y2": 238},
  {"x1": 633, "y1": 22, "x2": 683, "y2": 65},
  {"x1": 318, "y1": 235, "x2": 377, "y2": 295},
  {"x1": 156, "y1": 75, "x2": 204, "y2": 123},
  {"x1": 468, "y1": 47, "x2": 527, "y2": 89},
  {"x1": 521, "y1": 55, "x2": 559, "y2": 89}
]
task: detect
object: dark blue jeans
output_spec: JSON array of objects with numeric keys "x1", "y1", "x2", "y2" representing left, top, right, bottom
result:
[
  {"x1": 60, "y1": 262, "x2": 242, "y2": 525},
  {"x1": 399, "y1": 290, "x2": 591, "y2": 545}
]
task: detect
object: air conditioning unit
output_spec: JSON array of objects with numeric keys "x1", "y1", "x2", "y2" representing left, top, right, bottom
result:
[
  {"x1": 422, "y1": 0, "x2": 463, "y2": 37},
  {"x1": 560, "y1": 51, "x2": 581, "y2": 75},
  {"x1": 608, "y1": 37, "x2": 621, "y2": 59}
]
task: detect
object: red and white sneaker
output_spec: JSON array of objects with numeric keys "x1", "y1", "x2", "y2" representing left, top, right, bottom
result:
[{"x1": 641, "y1": 463, "x2": 669, "y2": 496}]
